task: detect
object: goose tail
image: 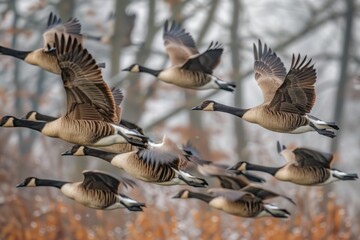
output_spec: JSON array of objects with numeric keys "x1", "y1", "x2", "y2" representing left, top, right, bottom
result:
[
  {"x1": 332, "y1": 170, "x2": 358, "y2": 181},
  {"x1": 263, "y1": 204, "x2": 290, "y2": 218},
  {"x1": 175, "y1": 169, "x2": 208, "y2": 188},
  {"x1": 215, "y1": 80, "x2": 236, "y2": 92},
  {"x1": 119, "y1": 194, "x2": 146, "y2": 212},
  {"x1": 307, "y1": 115, "x2": 339, "y2": 138}
]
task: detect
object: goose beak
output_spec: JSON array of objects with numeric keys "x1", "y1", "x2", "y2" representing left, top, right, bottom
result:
[
  {"x1": 191, "y1": 105, "x2": 202, "y2": 110},
  {"x1": 16, "y1": 182, "x2": 25, "y2": 188},
  {"x1": 61, "y1": 149, "x2": 72, "y2": 156},
  {"x1": 122, "y1": 66, "x2": 131, "y2": 71},
  {"x1": 172, "y1": 193, "x2": 181, "y2": 199}
]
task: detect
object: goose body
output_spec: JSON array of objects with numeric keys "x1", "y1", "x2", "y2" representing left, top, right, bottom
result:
[
  {"x1": 173, "y1": 189, "x2": 290, "y2": 218},
  {"x1": 123, "y1": 21, "x2": 235, "y2": 92},
  {"x1": 16, "y1": 170, "x2": 145, "y2": 211},
  {"x1": 0, "y1": 33, "x2": 148, "y2": 148},
  {"x1": 62, "y1": 137, "x2": 208, "y2": 187},
  {"x1": 229, "y1": 142, "x2": 358, "y2": 186},
  {"x1": 192, "y1": 40, "x2": 338, "y2": 138},
  {"x1": 0, "y1": 12, "x2": 84, "y2": 74},
  {"x1": 84, "y1": 10, "x2": 137, "y2": 47}
]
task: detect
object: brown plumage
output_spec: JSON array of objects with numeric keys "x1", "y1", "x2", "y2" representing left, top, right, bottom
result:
[
  {"x1": 0, "y1": 12, "x2": 84, "y2": 74},
  {"x1": 62, "y1": 136, "x2": 208, "y2": 187},
  {"x1": 229, "y1": 141, "x2": 358, "y2": 186},
  {"x1": 0, "y1": 33, "x2": 148, "y2": 148},
  {"x1": 122, "y1": 20, "x2": 235, "y2": 92},
  {"x1": 85, "y1": 10, "x2": 137, "y2": 47},
  {"x1": 16, "y1": 170, "x2": 145, "y2": 211},
  {"x1": 192, "y1": 40, "x2": 339, "y2": 138},
  {"x1": 173, "y1": 188, "x2": 290, "y2": 218}
]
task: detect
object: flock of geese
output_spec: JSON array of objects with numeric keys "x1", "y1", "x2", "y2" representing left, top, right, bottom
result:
[{"x1": 0, "y1": 12, "x2": 358, "y2": 219}]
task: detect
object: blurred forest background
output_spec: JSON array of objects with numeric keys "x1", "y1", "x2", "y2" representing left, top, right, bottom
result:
[{"x1": 0, "y1": 0, "x2": 359, "y2": 239}]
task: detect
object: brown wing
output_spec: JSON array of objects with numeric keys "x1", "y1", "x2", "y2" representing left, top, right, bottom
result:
[
  {"x1": 43, "y1": 12, "x2": 82, "y2": 50},
  {"x1": 208, "y1": 188, "x2": 258, "y2": 202},
  {"x1": 241, "y1": 184, "x2": 295, "y2": 204},
  {"x1": 268, "y1": 54, "x2": 316, "y2": 114},
  {"x1": 55, "y1": 33, "x2": 118, "y2": 123},
  {"x1": 111, "y1": 88, "x2": 123, "y2": 123},
  {"x1": 293, "y1": 148, "x2": 333, "y2": 168},
  {"x1": 163, "y1": 20, "x2": 198, "y2": 66},
  {"x1": 81, "y1": 170, "x2": 135, "y2": 193},
  {"x1": 137, "y1": 136, "x2": 188, "y2": 169},
  {"x1": 181, "y1": 41, "x2": 223, "y2": 74},
  {"x1": 253, "y1": 40, "x2": 287, "y2": 102}
]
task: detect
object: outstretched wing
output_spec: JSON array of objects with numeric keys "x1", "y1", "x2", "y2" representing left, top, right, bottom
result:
[
  {"x1": 111, "y1": 88, "x2": 123, "y2": 123},
  {"x1": 208, "y1": 188, "x2": 257, "y2": 202},
  {"x1": 241, "y1": 184, "x2": 295, "y2": 204},
  {"x1": 43, "y1": 12, "x2": 82, "y2": 50},
  {"x1": 82, "y1": 170, "x2": 135, "y2": 193},
  {"x1": 253, "y1": 40, "x2": 287, "y2": 103},
  {"x1": 55, "y1": 33, "x2": 118, "y2": 123},
  {"x1": 181, "y1": 41, "x2": 223, "y2": 74},
  {"x1": 268, "y1": 54, "x2": 316, "y2": 114},
  {"x1": 163, "y1": 20, "x2": 198, "y2": 66},
  {"x1": 293, "y1": 148, "x2": 334, "y2": 168}
]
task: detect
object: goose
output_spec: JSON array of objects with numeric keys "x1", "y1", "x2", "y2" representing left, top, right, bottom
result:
[
  {"x1": 84, "y1": 10, "x2": 139, "y2": 47},
  {"x1": 181, "y1": 141, "x2": 265, "y2": 184},
  {"x1": 0, "y1": 12, "x2": 102, "y2": 74},
  {"x1": 16, "y1": 170, "x2": 145, "y2": 211},
  {"x1": 122, "y1": 20, "x2": 236, "y2": 92},
  {"x1": 192, "y1": 40, "x2": 339, "y2": 138},
  {"x1": 228, "y1": 141, "x2": 358, "y2": 186},
  {"x1": 22, "y1": 87, "x2": 144, "y2": 135},
  {"x1": 62, "y1": 136, "x2": 208, "y2": 187},
  {"x1": 188, "y1": 155, "x2": 295, "y2": 205},
  {"x1": 0, "y1": 33, "x2": 148, "y2": 148},
  {"x1": 173, "y1": 188, "x2": 290, "y2": 218}
]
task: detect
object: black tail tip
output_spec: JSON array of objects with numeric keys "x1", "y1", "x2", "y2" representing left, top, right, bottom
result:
[
  {"x1": 126, "y1": 205, "x2": 145, "y2": 212},
  {"x1": 327, "y1": 122, "x2": 339, "y2": 130},
  {"x1": 339, "y1": 173, "x2": 358, "y2": 180}
]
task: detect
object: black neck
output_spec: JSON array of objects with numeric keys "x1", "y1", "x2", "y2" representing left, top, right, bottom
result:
[
  {"x1": 138, "y1": 65, "x2": 161, "y2": 77},
  {"x1": 188, "y1": 191, "x2": 213, "y2": 203},
  {"x1": 83, "y1": 147, "x2": 117, "y2": 162},
  {"x1": 0, "y1": 46, "x2": 31, "y2": 60},
  {"x1": 246, "y1": 163, "x2": 280, "y2": 176},
  {"x1": 36, "y1": 112, "x2": 57, "y2": 122},
  {"x1": 13, "y1": 118, "x2": 46, "y2": 132},
  {"x1": 36, "y1": 179, "x2": 68, "y2": 189},
  {"x1": 213, "y1": 103, "x2": 248, "y2": 118}
]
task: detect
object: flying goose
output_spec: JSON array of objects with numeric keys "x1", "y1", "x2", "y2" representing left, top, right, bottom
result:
[
  {"x1": 122, "y1": 20, "x2": 236, "y2": 92},
  {"x1": 181, "y1": 141, "x2": 265, "y2": 184},
  {"x1": 84, "y1": 10, "x2": 139, "y2": 47},
  {"x1": 228, "y1": 142, "x2": 358, "y2": 186},
  {"x1": 0, "y1": 33, "x2": 148, "y2": 148},
  {"x1": 16, "y1": 170, "x2": 145, "y2": 211},
  {"x1": 22, "y1": 87, "x2": 144, "y2": 135},
  {"x1": 192, "y1": 40, "x2": 339, "y2": 138},
  {"x1": 62, "y1": 136, "x2": 208, "y2": 187},
  {"x1": 173, "y1": 188, "x2": 290, "y2": 218},
  {"x1": 0, "y1": 12, "x2": 101, "y2": 74}
]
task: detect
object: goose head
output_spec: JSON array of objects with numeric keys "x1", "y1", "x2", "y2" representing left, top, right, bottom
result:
[
  {"x1": 172, "y1": 190, "x2": 190, "y2": 199},
  {"x1": 62, "y1": 145, "x2": 85, "y2": 156},
  {"x1": 16, "y1": 177, "x2": 37, "y2": 187},
  {"x1": 122, "y1": 64, "x2": 140, "y2": 73},
  {"x1": 228, "y1": 161, "x2": 247, "y2": 172},
  {"x1": 0, "y1": 116, "x2": 15, "y2": 127},
  {"x1": 192, "y1": 100, "x2": 217, "y2": 111}
]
